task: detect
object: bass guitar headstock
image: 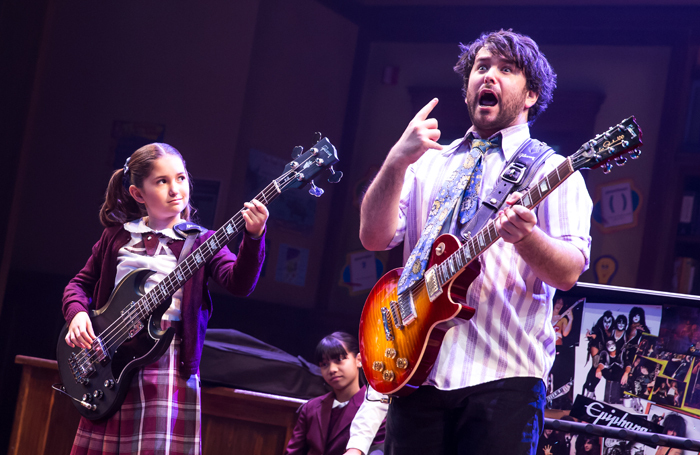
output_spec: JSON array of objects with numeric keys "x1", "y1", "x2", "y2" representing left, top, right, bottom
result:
[{"x1": 279, "y1": 134, "x2": 342, "y2": 197}]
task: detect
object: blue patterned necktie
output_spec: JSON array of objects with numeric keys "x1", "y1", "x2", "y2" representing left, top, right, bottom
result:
[
  {"x1": 397, "y1": 135, "x2": 500, "y2": 295},
  {"x1": 457, "y1": 136, "x2": 501, "y2": 229}
]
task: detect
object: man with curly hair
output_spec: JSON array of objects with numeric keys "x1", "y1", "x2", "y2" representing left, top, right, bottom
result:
[{"x1": 353, "y1": 29, "x2": 592, "y2": 455}]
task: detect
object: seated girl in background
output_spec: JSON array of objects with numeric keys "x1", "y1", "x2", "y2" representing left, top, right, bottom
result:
[
  {"x1": 285, "y1": 332, "x2": 385, "y2": 455},
  {"x1": 63, "y1": 143, "x2": 267, "y2": 454}
]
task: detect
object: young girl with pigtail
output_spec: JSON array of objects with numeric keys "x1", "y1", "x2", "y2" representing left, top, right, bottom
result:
[{"x1": 62, "y1": 143, "x2": 268, "y2": 454}]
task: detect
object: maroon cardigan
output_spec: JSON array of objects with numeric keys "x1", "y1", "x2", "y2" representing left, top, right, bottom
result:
[
  {"x1": 284, "y1": 386, "x2": 386, "y2": 455},
  {"x1": 62, "y1": 224, "x2": 265, "y2": 375}
]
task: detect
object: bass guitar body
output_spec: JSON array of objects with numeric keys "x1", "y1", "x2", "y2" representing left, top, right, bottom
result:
[
  {"x1": 359, "y1": 234, "x2": 477, "y2": 396},
  {"x1": 56, "y1": 268, "x2": 174, "y2": 421}
]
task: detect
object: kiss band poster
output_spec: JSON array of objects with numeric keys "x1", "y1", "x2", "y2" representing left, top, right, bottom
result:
[{"x1": 542, "y1": 284, "x2": 700, "y2": 455}]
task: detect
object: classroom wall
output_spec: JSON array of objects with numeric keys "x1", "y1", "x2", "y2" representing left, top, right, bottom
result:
[{"x1": 9, "y1": 1, "x2": 261, "y2": 275}]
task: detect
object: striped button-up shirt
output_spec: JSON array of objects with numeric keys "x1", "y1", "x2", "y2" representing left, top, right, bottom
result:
[{"x1": 388, "y1": 123, "x2": 592, "y2": 389}]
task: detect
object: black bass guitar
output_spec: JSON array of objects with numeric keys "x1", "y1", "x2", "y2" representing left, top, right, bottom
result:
[{"x1": 55, "y1": 137, "x2": 341, "y2": 420}]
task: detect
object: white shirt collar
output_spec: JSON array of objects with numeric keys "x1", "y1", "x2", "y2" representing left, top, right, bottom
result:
[
  {"x1": 123, "y1": 218, "x2": 181, "y2": 240},
  {"x1": 332, "y1": 398, "x2": 350, "y2": 409},
  {"x1": 464, "y1": 122, "x2": 530, "y2": 161}
]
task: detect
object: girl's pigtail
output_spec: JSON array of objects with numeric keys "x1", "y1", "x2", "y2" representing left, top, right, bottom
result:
[{"x1": 99, "y1": 168, "x2": 142, "y2": 227}]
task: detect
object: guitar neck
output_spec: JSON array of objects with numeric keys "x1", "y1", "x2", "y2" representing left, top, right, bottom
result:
[
  {"x1": 433, "y1": 157, "x2": 575, "y2": 286},
  {"x1": 138, "y1": 182, "x2": 280, "y2": 315}
]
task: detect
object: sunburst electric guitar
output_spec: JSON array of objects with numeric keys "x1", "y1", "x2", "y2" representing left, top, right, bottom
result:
[
  {"x1": 55, "y1": 136, "x2": 341, "y2": 420},
  {"x1": 359, "y1": 117, "x2": 643, "y2": 397}
]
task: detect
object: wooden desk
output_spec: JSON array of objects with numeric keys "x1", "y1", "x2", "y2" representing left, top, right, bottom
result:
[{"x1": 9, "y1": 355, "x2": 303, "y2": 455}]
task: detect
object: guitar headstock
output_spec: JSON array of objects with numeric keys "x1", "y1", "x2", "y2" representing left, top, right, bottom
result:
[
  {"x1": 276, "y1": 137, "x2": 341, "y2": 195},
  {"x1": 570, "y1": 116, "x2": 643, "y2": 173}
]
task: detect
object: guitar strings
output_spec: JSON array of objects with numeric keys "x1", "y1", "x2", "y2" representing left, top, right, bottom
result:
[
  {"x1": 402, "y1": 159, "x2": 571, "y2": 309},
  {"x1": 73, "y1": 178, "x2": 286, "y2": 369},
  {"x1": 71, "y1": 154, "x2": 317, "y2": 372},
  {"x1": 72, "y1": 200, "x2": 256, "y2": 369},
  {"x1": 73, "y1": 181, "x2": 282, "y2": 368}
]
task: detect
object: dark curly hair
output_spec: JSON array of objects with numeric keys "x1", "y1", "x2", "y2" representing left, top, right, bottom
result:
[{"x1": 453, "y1": 29, "x2": 557, "y2": 125}]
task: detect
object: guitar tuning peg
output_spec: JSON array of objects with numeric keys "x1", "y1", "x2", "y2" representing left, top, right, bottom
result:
[
  {"x1": 308, "y1": 181, "x2": 325, "y2": 197},
  {"x1": 602, "y1": 162, "x2": 613, "y2": 174},
  {"x1": 629, "y1": 149, "x2": 642, "y2": 159},
  {"x1": 314, "y1": 132, "x2": 323, "y2": 143},
  {"x1": 328, "y1": 166, "x2": 343, "y2": 184},
  {"x1": 615, "y1": 156, "x2": 628, "y2": 167},
  {"x1": 292, "y1": 146, "x2": 303, "y2": 159}
]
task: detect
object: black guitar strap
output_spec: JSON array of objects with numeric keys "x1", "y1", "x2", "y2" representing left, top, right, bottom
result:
[
  {"x1": 459, "y1": 138, "x2": 555, "y2": 241},
  {"x1": 147, "y1": 222, "x2": 207, "y2": 337},
  {"x1": 174, "y1": 222, "x2": 208, "y2": 263}
]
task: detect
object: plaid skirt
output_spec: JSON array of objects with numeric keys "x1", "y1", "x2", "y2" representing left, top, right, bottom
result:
[{"x1": 71, "y1": 337, "x2": 202, "y2": 455}]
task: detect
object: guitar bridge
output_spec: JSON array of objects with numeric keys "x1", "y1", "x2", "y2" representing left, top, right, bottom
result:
[
  {"x1": 424, "y1": 266, "x2": 442, "y2": 301},
  {"x1": 68, "y1": 351, "x2": 96, "y2": 384},
  {"x1": 381, "y1": 307, "x2": 394, "y2": 341}
]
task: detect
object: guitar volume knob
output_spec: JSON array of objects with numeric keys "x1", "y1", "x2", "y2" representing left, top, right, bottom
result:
[
  {"x1": 396, "y1": 358, "x2": 409, "y2": 369},
  {"x1": 385, "y1": 348, "x2": 397, "y2": 359},
  {"x1": 93, "y1": 390, "x2": 104, "y2": 399},
  {"x1": 104, "y1": 379, "x2": 115, "y2": 389},
  {"x1": 383, "y1": 370, "x2": 395, "y2": 382},
  {"x1": 372, "y1": 361, "x2": 385, "y2": 372}
]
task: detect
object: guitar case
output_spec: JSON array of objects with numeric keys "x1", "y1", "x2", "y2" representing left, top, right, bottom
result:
[{"x1": 199, "y1": 329, "x2": 328, "y2": 400}]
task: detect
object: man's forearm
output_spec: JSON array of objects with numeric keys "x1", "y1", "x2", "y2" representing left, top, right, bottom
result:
[{"x1": 514, "y1": 227, "x2": 586, "y2": 291}]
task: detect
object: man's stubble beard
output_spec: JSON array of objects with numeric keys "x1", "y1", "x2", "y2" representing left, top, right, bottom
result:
[{"x1": 466, "y1": 87, "x2": 529, "y2": 135}]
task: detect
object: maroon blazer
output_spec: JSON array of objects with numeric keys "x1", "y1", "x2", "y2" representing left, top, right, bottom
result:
[{"x1": 285, "y1": 386, "x2": 379, "y2": 455}]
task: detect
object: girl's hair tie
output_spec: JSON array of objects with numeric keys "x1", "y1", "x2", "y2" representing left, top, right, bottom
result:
[{"x1": 122, "y1": 157, "x2": 131, "y2": 192}]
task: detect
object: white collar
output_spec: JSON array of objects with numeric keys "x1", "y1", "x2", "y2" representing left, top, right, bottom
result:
[
  {"x1": 124, "y1": 218, "x2": 181, "y2": 240},
  {"x1": 332, "y1": 398, "x2": 350, "y2": 409},
  {"x1": 463, "y1": 123, "x2": 530, "y2": 161}
]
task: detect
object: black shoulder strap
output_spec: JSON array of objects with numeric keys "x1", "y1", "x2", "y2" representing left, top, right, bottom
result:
[
  {"x1": 174, "y1": 222, "x2": 207, "y2": 263},
  {"x1": 459, "y1": 138, "x2": 555, "y2": 240}
]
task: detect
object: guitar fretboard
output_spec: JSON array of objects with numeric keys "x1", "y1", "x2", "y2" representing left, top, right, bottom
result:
[
  {"x1": 136, "y1": 182, "x2": 281, "y2": 318},
  {"x1": 431, "y1": 157, "x2": 575, "y2": 289}
]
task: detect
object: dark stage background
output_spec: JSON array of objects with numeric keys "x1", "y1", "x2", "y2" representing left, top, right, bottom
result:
[{"x1": 2, "y1": 1, "x2": 700, "y2": 453}]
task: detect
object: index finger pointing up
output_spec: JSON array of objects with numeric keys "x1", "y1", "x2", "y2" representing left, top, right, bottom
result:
[{"x1": 414, "y1": 98, "x2": 439, "y2": 121}]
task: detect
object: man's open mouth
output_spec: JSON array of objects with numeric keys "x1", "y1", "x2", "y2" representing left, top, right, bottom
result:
[{"x1": 479, "y1": 91, "x2": 498, "y2": 107}]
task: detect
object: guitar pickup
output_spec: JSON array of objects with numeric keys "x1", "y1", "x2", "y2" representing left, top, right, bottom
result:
[
  {"x1": 424, "y1": 267, "x2": 442, "y2": 301},
  {"x1": 389, "y1": 299, "x2": 404, "y2": 330},
  {"x1": 397, "y1": 291, "x2": 417, "y2": 326},
  {"x1": 128, "y1": 321, "x2": 144, "y2": 339},
  {"x1": 381, "y1": 307, "x2": 395, "y2": 341},
  {"x1": 92, "y1": 337, "x2": 110, "y2": 363}
]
